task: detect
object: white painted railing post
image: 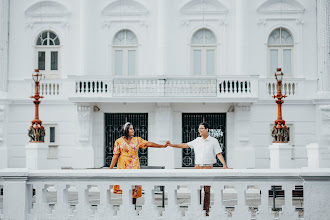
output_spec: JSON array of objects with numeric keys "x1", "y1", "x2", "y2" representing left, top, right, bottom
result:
[
  {"x1": 30, "y1": 183, "x2": 50, "y2": 217},
  {"x1": 186, "y1": 184, "x2": 203, "y2": 219},
  {"x1": 94, "y1": 184, "x2": 114, "y2": 218},
  {"x1": 52, "y1": 183, "x2": 71, "y2": 218},
  {"x1": 117, "y1": 184, "x2": 136, "y2": 218},
  {"x1": 139, "y1": 183, "x2": 159, "y2": 219},
  {"x1": 280, "y1": 183, "x2": 299, "y2": 219},
  {"x1": 162, "y1": 184, "x2": 182, "y2": 219},
  {"x1": 256, "y1": 184, "x2": 273, "y2": 219},
  {"x1": 209, "y1": 184, "x2": 227, "y2": 218},
  {"x1": 302, "y1": 170, "x2": 330, "y2": 220},
  {"x1": 3, "y1": 176, "x2": 30, "y2": 219},
  {"x1": 231, "y1": 184, "x2": 250, "y2": 219},
  {"x1": 74, "y1": 184, "x2": 92, "y2": 219}
]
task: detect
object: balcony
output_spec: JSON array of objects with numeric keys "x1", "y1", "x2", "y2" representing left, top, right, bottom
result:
[
  {"x1": 8, "y1": 76, "x2": 317, "y2": 103},
  {"x1": 0, "y1": 168, "x2": 329, "y2": 219}
]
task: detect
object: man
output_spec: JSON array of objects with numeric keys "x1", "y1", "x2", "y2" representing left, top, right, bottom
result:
[{"x1": 166, "y1": 122, "x2": 228, "y2": 216}]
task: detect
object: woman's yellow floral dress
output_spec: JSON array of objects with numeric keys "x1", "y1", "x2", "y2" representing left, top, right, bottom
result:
[{"x1": 113, "y1": 136, "x2": 148, "y2": 198}]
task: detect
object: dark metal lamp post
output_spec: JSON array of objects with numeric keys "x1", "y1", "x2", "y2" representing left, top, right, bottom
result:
[
  {"x1": 271, "y1": 68, "x2": 290, "y2": 143},
  {"x1": 28, "y1": 69, "x2": 46, "y2": 142}
]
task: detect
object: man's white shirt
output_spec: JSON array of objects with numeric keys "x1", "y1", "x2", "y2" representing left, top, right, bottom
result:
[{"x1": 187, "y1": 136, "x2": 222, "y2": 165}]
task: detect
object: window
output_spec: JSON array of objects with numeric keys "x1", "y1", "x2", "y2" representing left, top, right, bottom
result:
[
  {"x1": 191, "y1": 29, "x2": 217, "y2": 75},
  {"x1": 35, "y1": 31, "x2": 60, "y2": 78},
  {"x1": 44, "y1": 124, "x2": 58, "y2": 159},
  {"x1": 113, "y1": 30, "x2": 138, "y2": 76},
  {"x1": 44, "y1": 124, "x2": 58, "y2": 145},
  {"x1": 268, "y1": 28, "x2": 293, "y2": 75}
]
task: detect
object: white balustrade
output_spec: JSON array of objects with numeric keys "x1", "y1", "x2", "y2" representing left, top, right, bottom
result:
[
  {"x1": 32, "y1": 81, "x2": 61, "y2": 97},
  {"x1": 217, "y1": 76, "x2": 259, "y2": 98},
  {"x1": 75, "y1": 80, "x2": 111, "y2": 96},
  {"x1": 267, "y1": 82, "x2": 297, "y2": 96},
  {"x1": 1, "y1": 168, "x2": 329, "y2": 219}
]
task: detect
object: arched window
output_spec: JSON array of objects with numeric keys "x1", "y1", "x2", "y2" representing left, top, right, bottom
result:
[
  {"x1": 113, "y1": 30, "x2": 138, "y2": 76},
  {"x1": 35, "y1": 31, "x2": 60, "y2": 77},
  {"x1": 268, "y1": 28, "x2": 294, "y2": 75},
  {"x1": 191, "y1": 29, "x2": 216, "y2": 75}
]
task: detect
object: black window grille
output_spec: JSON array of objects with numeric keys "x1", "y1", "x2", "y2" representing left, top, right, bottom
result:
[
  {"x1": 104, "y1": 113, "x2": 148, "y2": 167},
  {"x1": 182, "y1": 113, "x2": 226, "y2": 167}
]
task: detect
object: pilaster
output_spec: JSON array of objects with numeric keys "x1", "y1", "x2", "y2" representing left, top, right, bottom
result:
[
  {"x1": 0, "y1": 105, "x2": 8, "y2": 168},
  {"x1": 0, "y1": 0, "x2": 9, "y2": 92},
  {"x1": 231, "y1": 105, "x2": 255, "y2": 168},
  {"x1": 74, "y1": 105, "x2": 94, "y2": 168},
  {"x1": 317, "y1": 0, "x2": 330, "y2": 92}
]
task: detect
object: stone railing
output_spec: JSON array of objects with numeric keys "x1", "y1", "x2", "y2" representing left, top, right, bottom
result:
[
  {"x1": 75, "y1": 79, "x2": 112, "y2": 96},
  {"x1": 1, "y1": 168, "x2": 329, "y2": 219},
  {"x1": 260, "y1": 78, "x2": 317, "y2": 100},
  {"x1": 70, "y1": 76, "x2": 258, "y2": 99},
  {"x1": 32, "y1": 80, "x2": 62, "y2": 97}
]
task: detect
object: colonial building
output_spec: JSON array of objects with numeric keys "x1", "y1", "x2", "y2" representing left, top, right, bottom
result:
[{"x1": 0, "y1": 0, "x2": 329, "y2": 170}]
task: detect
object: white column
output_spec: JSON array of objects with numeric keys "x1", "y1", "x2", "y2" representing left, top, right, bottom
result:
[
  {"x1": 0, "y1": 0, "x2": 9, "y2": 93},
  {"x1": 269, "y1": 143, "x2": 294, "y2": 169},
  {"x1": 74, "y1": 105, "x2": 94, "y2": 168},
  {"x1": 0, "y1": 105, "x2": 7, "y2": 168},
  {"x1": 317, "y1": 0, "x2": 330, "y2": 92},
  {"x1": 157, "y1": 0, "x2": 168, "y2": 75}
]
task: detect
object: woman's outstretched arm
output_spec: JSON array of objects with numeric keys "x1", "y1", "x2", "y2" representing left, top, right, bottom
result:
[
  {"x1": 146, "y1": 142, "x2": 167, "y2": 148},
  {"x1": 109, "y1": 154, "x2": 119, "y2": 169}
]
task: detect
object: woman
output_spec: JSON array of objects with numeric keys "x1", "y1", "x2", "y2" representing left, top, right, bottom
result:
[{"x1": 109, "y1": 122, "x2": 167, "y2": 206}]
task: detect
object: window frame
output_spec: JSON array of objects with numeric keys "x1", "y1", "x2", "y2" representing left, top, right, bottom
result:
[
  {"x1": 191, "y1": 29, "x2": 217, "y2": 76},
  {"x1": 35, "y1": 31, "x2": 61, "y2": 79},
  {"x1": 267, "y1": 28, "x2": 294, "y2": 77},
  {"x1": 112, "y1": 30, "x2": 138, "y2": 76}
]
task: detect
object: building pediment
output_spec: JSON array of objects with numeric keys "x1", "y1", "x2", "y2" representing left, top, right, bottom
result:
[
  {"x1": 25, "y1": 1, "x2": 70, "y2": 17},
  {"x1": 257, "y1": 0, "x2": 304, "y2": 14},
  {"x1": 102, "y1": 0, "x2": 149, "y2": 16},
  {"x1": 181, "y1": 0, "x2": 228, "y2": 15}
]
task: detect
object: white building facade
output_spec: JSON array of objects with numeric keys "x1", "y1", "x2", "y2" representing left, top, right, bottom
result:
[{"x1": 0, "y1": 0, "x2": 329, "y2": 170}]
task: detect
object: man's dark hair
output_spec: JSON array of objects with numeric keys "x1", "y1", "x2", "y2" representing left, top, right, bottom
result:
[
  {"x1": 199, "y1": 122, "x2": 210, "y2": 130},
  {"x1": 121, "y1": 122, "x2": 132, "y2": 139}
]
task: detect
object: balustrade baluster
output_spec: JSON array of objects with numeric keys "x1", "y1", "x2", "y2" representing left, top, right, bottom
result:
[
  {"x1": 0, "y1": 185, "x2": 3, "y2": 215},
  {"x1": 117, "y1": 184, "x2": 136, "y2": 218},
  {"x1": 139, "y1": 183, "x2": 159, "y2": 218},
  {"x1": 162, "y1": 185, "x2": 182, "y2": 219},
  {"x1": 52, "y1": 183, "x2": 71, "y2": 218},
  {"x1": 94, "y1": 184, "x2": 114, "y2": 218},
  {"x1": 280, "y1": 184, "x2": 299, "y2": 219},
  {"x1": 74, "y1": 185, "x2": 92, "y2": 219},
  {"x1": 30, "y1": 183, "x2": 50, "y2": 217},
  {"x1": 186, "y1": 185, "x2": 203, "y2": 219},
  {"x1": 231, "y1": 184, "x2": 250, "y2": 219},
  {"x1": 292, "y1": 83, "x2": 296, "y2": 95},
  {"x1": 209, "y1": 184, "x2": 227, "y2": 219},
  {"x1": 256, "y1": 185, "x2": 273, "y2": 219}
]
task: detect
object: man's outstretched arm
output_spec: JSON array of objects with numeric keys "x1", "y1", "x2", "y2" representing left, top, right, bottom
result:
[{"x1": 166, "y1": 141, "x2": 189, "y2": 148}]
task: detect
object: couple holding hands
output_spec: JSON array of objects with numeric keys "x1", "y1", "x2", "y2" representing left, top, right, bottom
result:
[{"x1": 109, "y1": 121, "x2": 228, "y2": 215}]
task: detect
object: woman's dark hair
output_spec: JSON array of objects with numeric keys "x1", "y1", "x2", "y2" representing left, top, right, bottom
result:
[
  {"x1": 121, "y1": 122, "x2": 132, "y2": 138},
  {"x1": 199, "y1": 122, "x2": 210, "y2": 130}
]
